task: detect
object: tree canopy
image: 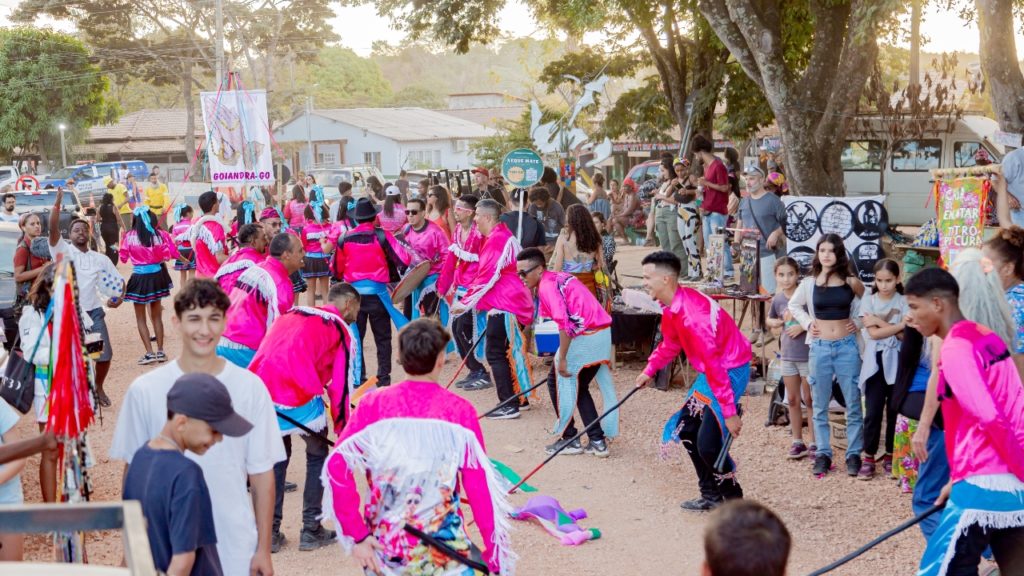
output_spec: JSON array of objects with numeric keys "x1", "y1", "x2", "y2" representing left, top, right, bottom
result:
[{"x1": 0, "y1": 27, "x2": 118, "y2": 162}]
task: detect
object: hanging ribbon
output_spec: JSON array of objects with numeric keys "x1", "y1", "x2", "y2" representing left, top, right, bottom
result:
[
  {"x1": 172, "y1": 202, "x2": 188, "y2": 225},
  {"x1": 133, "y1": 206, "x2": 155, "y2": 235},
  {"x1": 310, "y1": 200, "x2": 325, "y2": 224}
]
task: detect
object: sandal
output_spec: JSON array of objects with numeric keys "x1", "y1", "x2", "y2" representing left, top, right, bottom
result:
[{"x1": 96, "y1": 391, "x2": 112, "y2": 408}]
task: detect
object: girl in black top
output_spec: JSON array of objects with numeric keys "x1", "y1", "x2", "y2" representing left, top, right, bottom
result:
[{"x1": 99, "y1": 192, "x2": 120, "y2": 264}]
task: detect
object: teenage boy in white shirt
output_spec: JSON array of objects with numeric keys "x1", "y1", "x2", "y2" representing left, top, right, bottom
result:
[{"x1": 111, "y1": 279, "x2": 285, "y2": 576}]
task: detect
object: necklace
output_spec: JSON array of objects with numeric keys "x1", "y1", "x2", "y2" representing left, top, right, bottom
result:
[{"x1": 158, "y1": 433, "x2": 184, "y2": 453}]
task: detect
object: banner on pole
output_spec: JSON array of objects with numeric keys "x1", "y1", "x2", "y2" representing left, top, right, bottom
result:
[
  {"x1": 782, "y1": 195, "x2": 887, "y2": 284},
  {"x1": 201, "y1": 89, "x2": 274, "y2": 185},
  {"x1": 935, "y1": 177, "x2": 988, "y2": 266}
]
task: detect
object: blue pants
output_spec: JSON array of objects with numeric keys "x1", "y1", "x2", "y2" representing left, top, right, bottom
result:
[
  {"x1": 912, "y1": 427, "x2": 949, "y2": 541},
  {"x1": 809, "y1": 335, "x2": 863, "y2": 460}
]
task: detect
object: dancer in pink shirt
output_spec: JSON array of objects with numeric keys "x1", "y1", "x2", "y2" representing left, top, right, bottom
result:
[
  {"x1": 332, "y1": 198, "x2": 414, "y2": 388},
  {"x1": 301, "y1": 201, "x2": 332, "y2": 307},
  {"x1": 635, "y1": 251, "x2": 752, "y2": 512},
  {"x1": 250, "y1": 283, "x2": 362, "y2": 553},
  {"x1": 121, "y1": 207, "x2": 180, "y2": 365},
  {"x1": 322, "y1": 319, "x2": 514, "y2": 576},
  {"x1": 517, "y1": 247, "x2": 618, "y2": 457},
  {"x1": 170, "y1": 203, "x2": 195, "y2": 286},
  {"x1": 216, "y1": 233, "x2": 305, "y2": 368},
  {"x1": 438, "y1": 194, "x2": 488, "y2": 389},
  {"x1": 398, "y1": 197, "x2": 449, "y2": 321},
  {"x1": 453, "y1": 199, "x2": 534, "y2": 419},
  {"x1": 905, "y1": 267, "x2": 1024, "y2": 575},
  {"x1": 214, "y1": 223, "x2": 267, "y2": 294},
  {"x1": 188, "y1": 191, "x2": 228, "y2": 278}
]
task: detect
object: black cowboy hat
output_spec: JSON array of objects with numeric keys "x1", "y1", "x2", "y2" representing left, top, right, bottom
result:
[{"x1": 350, "y1": 197, "x2": 381, "y2": 221}]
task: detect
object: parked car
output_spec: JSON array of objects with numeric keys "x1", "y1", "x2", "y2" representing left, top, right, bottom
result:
[
  {"x1": 40, "y1": 160, "x2": 149, "y2": 203},
  {"x1": 308, "y1": 165, "x2": 385, "y2": 201},
  {"x1": 14, "y1": 190, "x2": 85, "y2": 239},
  {"x1": 0, "y1": 222, "x2": 19, "y2": 347},
  {"x1": 622, "y1": 160, "x2": 662, "y2": 192},
  {"x1": 0, "y1": 165, "x2": 20, "y2": 190}
]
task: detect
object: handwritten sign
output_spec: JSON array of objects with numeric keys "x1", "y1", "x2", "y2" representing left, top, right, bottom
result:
[{"x1": 936, "y1": 177, "x2": 988, "y2": 266}]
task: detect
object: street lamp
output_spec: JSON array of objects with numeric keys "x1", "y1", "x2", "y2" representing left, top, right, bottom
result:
[{"x1": 58, "y1": 123, "x2": 67, "y2": 168}]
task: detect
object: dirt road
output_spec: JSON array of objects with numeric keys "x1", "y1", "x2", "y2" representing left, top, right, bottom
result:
[{"x1": 12, "y1": 245, "x2": 924, "y2": 574}]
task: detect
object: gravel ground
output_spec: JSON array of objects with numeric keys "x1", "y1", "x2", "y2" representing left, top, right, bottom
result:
[{"x1": 10, "y1": 245, "x2": 925, "y2": 574}]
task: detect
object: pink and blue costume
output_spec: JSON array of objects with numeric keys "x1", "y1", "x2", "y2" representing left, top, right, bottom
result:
[
  {"x1": 214, "y1": 246, "x2": 264, "y2": 295},
  {"x1": 217, "y1": 256, "x2": 295, "y2": 368}
]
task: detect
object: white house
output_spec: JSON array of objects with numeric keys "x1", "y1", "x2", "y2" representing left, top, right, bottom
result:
[{"x1": 272, "y1": 107, "x2": 494, "y2": 177}]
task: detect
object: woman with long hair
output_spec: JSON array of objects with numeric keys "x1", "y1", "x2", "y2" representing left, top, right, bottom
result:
[
  {"x1": 426, "y1": 185, "x2": 453, "y2": 238},
  {"x1": 788, "y1": 233, "x2": 866, "y2": 477},
  {"x1": 377, "y1": 185, "x2": 407, "y2": 234},
  {"x1": 611, "y1": 182, "x2": 640, "y2": 243},
  {"x1": 170, "y1": 204, "x2": 196, "y2": 286},
  {"x1": 120, "y1": 207, "x2": 179, "y2": 367},
  {"x1": 284, "y1": 184, "x2": 308, "y2": 235},
  {"x1": 98, "y1": 193, "x2": 120, "y2": 263},
  {"x1": 982, "y1": 224, "x2": 1024, "y2": 375},
  {"x1": 366, "y1": 175, "x2": 385, "y2": 202},
  {"x1": 552, "y1": 204, "x2": 607, "y2": 298},
  {"x1": 587, "y1": 172, "x2": 611, "y2": 219},
  {"x1": 13, "y1": 213, "x2": 46, "y2": 312},
  {"x1": 18, "y1": 263, "x2": 58, "y2": 503}
]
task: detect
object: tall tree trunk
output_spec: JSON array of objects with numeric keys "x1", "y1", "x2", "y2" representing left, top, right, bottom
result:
[
  {"x1": 910, "y1": 0, "x2": 921, "y2": 87},
  {"x1": 977, "y1": 0, "x2": 1024, "y2": 133},
  {"x1": 183, "y1": 61, "x2": 196, "y2": 182}
]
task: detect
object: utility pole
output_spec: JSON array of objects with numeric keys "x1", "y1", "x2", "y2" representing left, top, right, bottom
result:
[
  {"x1": 58, "y1": 124, "x2": 67, "y2": 168},
  {"x1": 306, "y1": 96, "x2": 314, "y2": 170},
  {"x1": 215, "y1": 0, "x2": 225, "y2": 88},
  {"x1": 909, "y1": 0, "x2": 921, "y2": 87}
]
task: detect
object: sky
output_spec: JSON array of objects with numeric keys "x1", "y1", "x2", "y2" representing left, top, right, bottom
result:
[{"x1": 0, "y1": 0, "x2": 1017, "y2": 58}]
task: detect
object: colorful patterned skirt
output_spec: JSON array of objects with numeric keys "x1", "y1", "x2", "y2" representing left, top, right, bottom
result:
[
  {"x1": 893, "y1": 415, "x2": 920, "y2": 494},
  {"x1": 302, "y1": 251, "x2": 331, "y2": 278},
  {"x1": 125, "y1": 263, "x2": 173, "y2": 304},
  {"x1": 174, "y1": 246, "x2": 196, "y2": 271}
]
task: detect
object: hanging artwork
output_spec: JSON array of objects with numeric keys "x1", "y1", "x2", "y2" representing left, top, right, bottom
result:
[
  {"x1": 200, "y1": 89, "x2": 274, "y2": 185},
  {"x1": 738, "y1": 236, "x2": 761, "y2": 294},
  {"x1": 934, "y1": 176, "x2": 988, "y2": 266},
  {"x1": 782, "y1": 195, "x2": 887, "y2": 284},
  {"x1": 706, "y1": 232, "x2": 726, "y2": 284}
]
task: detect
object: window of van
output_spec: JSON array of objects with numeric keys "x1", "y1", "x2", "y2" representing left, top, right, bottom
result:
[
  {"x1": 841, "y1": 140, "x2": 882, "y2": 171},
  {"x1": 891, "y1": 140, "x2": 942, "y2": 171},
  {"x1": 954, "y1": 141, "x2": 985, "y2": 168}
]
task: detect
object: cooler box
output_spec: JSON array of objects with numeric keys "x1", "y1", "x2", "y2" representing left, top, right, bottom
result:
[{"x1": 535, "y1": 320, "x2": 560, "y2": 357}]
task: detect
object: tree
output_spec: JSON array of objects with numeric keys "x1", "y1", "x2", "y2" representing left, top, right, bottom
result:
[
  {"x1": 0, "y1": 28, "x2": 118, "y2": 163},
  {"x1": 856, "y1": 54, "x2": 968, "y2": 194},
  {"x1": 698, "y1": 0, "x2": 900, "y2": 196},
  {"x1": 14, "y1": 0, "x2": 334, "y2": 176},
  {"x1": 469, "y1": 108, "x2": 552, "y2": 168},
  {"x1": 972, "y1": 0, "x2": 1024, "y2": 133},
  {"x1": 388, "y1": 86, "x2": 445, "y2": 108}
]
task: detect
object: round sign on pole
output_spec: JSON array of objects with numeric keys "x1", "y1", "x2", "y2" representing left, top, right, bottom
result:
[
  {"x1": 13, "y1": 174, "x2": 39, "y2": 192},
  {"x1": 501, "y1": 148, "x2": 544, "y2": 189}
]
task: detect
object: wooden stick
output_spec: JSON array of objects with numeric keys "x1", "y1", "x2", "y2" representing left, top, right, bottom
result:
[{"x1": 930, "y1": 164, "x2": 1002, "y2": 177}]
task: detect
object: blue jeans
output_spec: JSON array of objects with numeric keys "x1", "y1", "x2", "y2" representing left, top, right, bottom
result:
[
  {"x1": 913, "y1": 427, "x2": 949, "y2": 541},
  {"x1": 809, "y1": 335, "x2": 863, "y2": 460},
  {"x1": 702, "y1": 211, "x2": 734, "y2": 275}
]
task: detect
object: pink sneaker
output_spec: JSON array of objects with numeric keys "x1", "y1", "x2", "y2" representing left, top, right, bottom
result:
[{"x1": 787, "y1": 442, "x2": 809, "y2": 460}]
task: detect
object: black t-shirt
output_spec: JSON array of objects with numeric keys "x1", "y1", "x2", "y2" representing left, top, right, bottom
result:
[
  {"x1": 476, "y1": 185, "x2": 506, "y2": 206},
  {"x1": 500, "y1": 212, "x2": 546, "y2": 249},
  {"x1": 123, "y1": 445, "x2": 223, "y2": 575}
]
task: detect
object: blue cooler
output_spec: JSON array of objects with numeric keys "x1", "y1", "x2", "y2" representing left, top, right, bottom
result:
[{"x1": 535, "y1": 320, "x2": 560, "y2": 357}]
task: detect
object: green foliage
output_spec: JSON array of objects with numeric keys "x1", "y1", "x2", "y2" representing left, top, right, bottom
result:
[
  {"x1": 597, "y1": 76, "x2": 676, "y2": 143},
  {"x1": 388, "y1": 85, "x2": 445, "y2": 108},
  {"x1": 0, "y1": 27, "x2": 118, "y2": 158},
  {"x1": 309, "y1": 47, "x2": 393, "y2": 108},
  {"x1": 538, "y1": 48, "x2": 641, "y2": 94},
  {"x1": 469, "y1": 109, "x2": 541, "y2": 168},
  {"x1": 341, "y1": 0, "x2": 506, "y2": 54},
  {"x1": 717, "y1": 65, "x2": 775, "y2": 139}
]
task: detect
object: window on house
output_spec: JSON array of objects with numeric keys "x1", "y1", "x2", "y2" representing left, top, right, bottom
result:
[
  {"x1": 363, "y1": 152, "x2": 381, "y2": 169},
  {"x1": 407, "y1": 149, "x2": 441, "y2": 169},
  {"x1": 318, "y1": 151, "x2": 338, "y2": 165}
]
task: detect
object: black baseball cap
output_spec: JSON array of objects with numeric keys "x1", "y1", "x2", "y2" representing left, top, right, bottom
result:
[{"x1": 167, "y1": 374, "x2": 253, "y2": 437}]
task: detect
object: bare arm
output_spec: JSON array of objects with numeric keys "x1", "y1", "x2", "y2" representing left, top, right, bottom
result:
[
  {"x1": 48, "y1": 188, "x2": 62, "y2": 246},
  {"x1": 14, "y1": 262, "x2": 43, "y2": 284},
  {"x1": 912, "y1": 336, "x2": 943, "y2": 461},
  {"x1": 166, "y1": 551, "x2": 196, "y2": 576},
  {"x1": 248, "y1": 470, "x2": 276, "y2": 575},
  {"x1": 995, "y1": 172, "x2": 1012, "y2": 227}
]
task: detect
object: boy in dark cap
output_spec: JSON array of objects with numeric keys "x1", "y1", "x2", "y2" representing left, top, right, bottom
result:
[{"x1": 123, "y1": 373, "x2": 253, "y2": 576}]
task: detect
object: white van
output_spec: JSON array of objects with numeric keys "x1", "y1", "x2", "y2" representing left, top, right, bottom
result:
[{"x1": 842, "y1": 115, "x2": 1005, "y2": 225}]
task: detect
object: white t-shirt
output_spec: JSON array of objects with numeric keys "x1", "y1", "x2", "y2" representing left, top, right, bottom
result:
[
  {"x1": 0, "y1": 212, "x2": 19, "y2": 223},
  {"x1": 110, "y1": 360, "x2": 286, "y2": 576},
  {"x1": 49, "y1": 238, "x2": 124, "y2": 312}
]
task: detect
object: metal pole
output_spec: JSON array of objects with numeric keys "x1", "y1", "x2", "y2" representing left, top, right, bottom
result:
[
  {"x1": 58, "y1": 125, "x2": 67, "y2": 168},
  {"x1": 214, "y1": 0, "x2": 224, "y2": 88},
  {"x1": 306, "y1": 96, "x2": 314, "y2": 170}
]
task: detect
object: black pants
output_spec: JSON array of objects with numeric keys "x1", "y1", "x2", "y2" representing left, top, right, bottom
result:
[
  {"x1": 485, "y1": 313, "x2": 516, "y2": 403},
  {"x1": 453, "y1": 309, "x2": 485, "y2": 374},
  {"x1": 947, "y1": 523, "x2": 1024, "y2": 575},
  {"x1": 402, "y1": 293, "x2": 439, "y2": 320},
  {"x1": 273, "y1": 433, "x2": 330, "y2": 532},
  {"x1": 863, "y1": 357, "x2": 895, "y2": 457},
  {"x1": 546, "y1": 364, "x2": 604, "y2": 441},
  {"x1": 355, "y1": 294, "x2": 392, "y2": 387},
  {"x1": 678, "y1": 397, "x2": 743, "y2": 502}
]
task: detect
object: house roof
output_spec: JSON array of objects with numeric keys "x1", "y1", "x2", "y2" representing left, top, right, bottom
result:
[
  {"x1": 288, "y1": 107, "x2": 494, "y2": 142},
  {"x1": 436, "y1": 106, "x2": 524, "y2": 129},
  {"x1": 87, "y1": 109, "x2": 206, "y2": 142}
]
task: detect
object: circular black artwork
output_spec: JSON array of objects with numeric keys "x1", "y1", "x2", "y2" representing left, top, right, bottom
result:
[
  {"x1": 818, "y1": 201, "x2": 855, "y2": 239},
  {"x1": 853, "y1": 200, "x2": 888, "y2": 241},
  {"x1": 853, "y1": 242, "x2": 883, "y2": 284},
  {"x1": 788, "y1": 246, "x2": 816, "y2": 274},
  {"x1": 785, "y1": 201, "x2": 818, "y2": 243}
]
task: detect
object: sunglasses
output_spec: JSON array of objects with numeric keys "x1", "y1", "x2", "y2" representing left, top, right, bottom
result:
[
  {"x1": 405, "y1": 210, "x2": 420, "y2": 215},
  {"x1": 518, "y1": 264, "x2": 541, "y2": 279}
]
